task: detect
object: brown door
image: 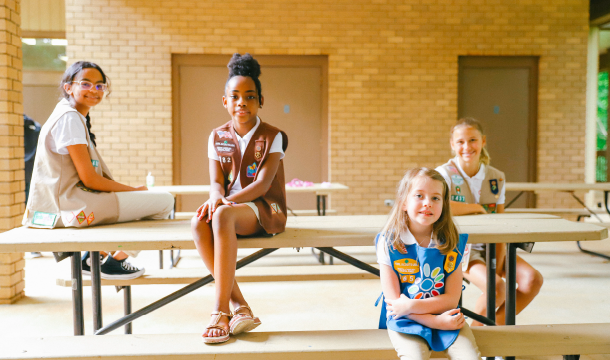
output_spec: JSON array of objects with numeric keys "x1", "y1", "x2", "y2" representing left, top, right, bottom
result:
[
  {"x1": 173, "y1": 55, "x2": 328, "y2": 212},
  {"x1": 458, "y1": 56, "x2": 538, "y2": 208}
]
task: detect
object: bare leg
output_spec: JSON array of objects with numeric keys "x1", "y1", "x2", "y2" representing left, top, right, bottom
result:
[
  {"x1": 463, "y1": 261, "x2": 506, "y2": 326},
  {"x1": 495, "y1": 254, "x2": 543, "y2": 325},
  {"x1": 191, "y1": 204, "x2": 263, "y2": 338}
]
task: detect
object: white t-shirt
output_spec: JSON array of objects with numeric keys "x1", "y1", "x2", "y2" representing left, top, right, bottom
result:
[
  {"x1": 48, "y1": 112, "x2": 88, "y2": 155},
  {"x1": 208, "y1": 117, "x2": 284, "y2": 197},
  {"x1": 435, "y1": 157, "x2": 506, "y2": 205},
  {"x1": 376, "y1": 227, "x2": 439, "y2": 267}
]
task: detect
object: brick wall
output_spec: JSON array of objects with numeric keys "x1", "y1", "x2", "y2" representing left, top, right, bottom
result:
[
  {"x1": 0, "y1": 0, "x2": 24, "y2": 304},
  {"x1": 65, "y1": 0, "x2": 590, "y2": 213}
]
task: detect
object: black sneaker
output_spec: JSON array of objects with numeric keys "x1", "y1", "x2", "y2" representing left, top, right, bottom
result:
[
  {"x1": 99, "y1": 256, "x2": 145, "y2": 280},
  {"x1": 81, "y1": 251, "x2": 105, "y2": 276}
]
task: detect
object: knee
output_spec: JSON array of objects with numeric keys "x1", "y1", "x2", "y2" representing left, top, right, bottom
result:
[
  {"x1": 495, "y1": 278, "x2": 506, "y2": 303},
  {"x1": 519, "y1": 269, "x2": 543, "y2": 294},
  {"x1": 161, "y1": 191, "x2": 175, "y2": 210},
  {"x1": 211, "y1": 205, "x2": 235, "y2": 231},
  {"x1": 191, "y1": 214, "x2": 210, "y2": 238}
]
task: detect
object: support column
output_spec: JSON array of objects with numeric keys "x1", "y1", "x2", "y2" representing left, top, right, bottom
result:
[{"x1": 0, "y1": 0, "x2": 24, "y2": 305}]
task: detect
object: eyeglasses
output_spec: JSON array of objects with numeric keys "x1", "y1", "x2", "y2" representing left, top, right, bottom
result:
[{"x1": 72, "y1": 81, "x2": 108, "y2": 92}]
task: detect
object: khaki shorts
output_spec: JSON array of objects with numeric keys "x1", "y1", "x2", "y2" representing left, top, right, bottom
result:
[{"x1": 468, "y1": 247, "x2": 486, "y2": 266}]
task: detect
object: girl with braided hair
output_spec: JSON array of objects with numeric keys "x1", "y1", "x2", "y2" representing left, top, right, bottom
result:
[{"x1": 192, "y1": 53, "x2": 288, "y2": 344}]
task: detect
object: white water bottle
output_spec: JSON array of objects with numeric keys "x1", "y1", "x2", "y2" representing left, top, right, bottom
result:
[{"x1": 146, "y1": 171, "x2": 155, "y2": 188}]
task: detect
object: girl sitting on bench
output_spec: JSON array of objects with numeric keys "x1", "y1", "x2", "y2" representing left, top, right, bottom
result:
[
  {"x1": 435, "y1": 117, "x2": 543, "y2": 325},
  {"x1": 191, "y1": 53, "x2": 288, "y2": 344},
  {"x1": 23, "y1": 61, "x2": 174, "y2": 279},
  {"x1": 377, "y1": 168, "x2": 480, "y2": 360}
]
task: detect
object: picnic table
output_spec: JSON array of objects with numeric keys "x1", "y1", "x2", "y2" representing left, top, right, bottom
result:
[{"x1": 0, "y1": 214, "x2": 605, "y2": 337}]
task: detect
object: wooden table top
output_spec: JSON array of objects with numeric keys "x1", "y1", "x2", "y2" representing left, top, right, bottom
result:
[
  {"x1": 152, "y1": 183, "x2": 349, "y2": 196},
  {"x1": 0, "y1": 214, "x2": 605, "y2": 253},
  {"x1": 506, "y1": 182, "x2": 610, "y2": 192}
]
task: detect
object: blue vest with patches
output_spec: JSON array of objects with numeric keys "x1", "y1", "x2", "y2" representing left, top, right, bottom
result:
[{"x1": 376, "y1": 233, "x2": 468, "y2": 351}]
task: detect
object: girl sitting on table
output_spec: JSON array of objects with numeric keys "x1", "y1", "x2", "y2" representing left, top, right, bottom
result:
[
  {"x1": 191, "y1": 53, "x2": 288, "y2": 344},
  {"x1": 435, "y1": 117, "x2": 543, "y2": 325},
  {"x1": 377, "y1": 167, "x2": 480, "y2": 360},
  {"x1": 23, "y1": 61, "x2": 174, "y2": 279}
]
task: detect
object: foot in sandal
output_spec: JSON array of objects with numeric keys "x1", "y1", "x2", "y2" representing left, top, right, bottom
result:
[
  {"x1": 229, "y1": 305, "x2": 261, "y2": 335},
  {"x1": 202, "y1": 311, "x2": 232, "y2": 344}
]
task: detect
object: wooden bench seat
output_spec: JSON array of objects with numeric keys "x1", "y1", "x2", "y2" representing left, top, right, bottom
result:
[
  {"x1": 505, "y1": 208, "x2": 600, "y2": 216},
  {"x1": 56, "y1": 264, "x2": 378, "y2": 287},
  {"x1": 1, "y1": 324, "x2": 608, "y2": 360}
]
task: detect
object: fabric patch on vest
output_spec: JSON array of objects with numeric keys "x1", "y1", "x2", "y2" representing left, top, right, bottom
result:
[
  {"x1": 451, "y1": 175, "x2": 464, "y2": 185},
  {"x1": 76, "y1": 211, "x2": 87, "y2": 225},
  {"x1": 271, "y1": 203, "x2": 281, "y2": 214},
  {"x1": 393, "y1": 258, "x2": 419, "y2": 284},
  {"x1": 489, "y1": 179, "x2": 499, "y2": 194},
  {"x1": 447, "y1": 165, "x2": 458, "y2": 173},
  {"x1": 91, "y1": 159, "x2": 99, "y2": 167},
  {"x1": 217, "y1": 131, "x2": 232, "y2": 139},
  {"x1": 455, "y1": 186, "x2": 461, "y2": 194},
  {"x1": 444, "y1": 251, "x2": 458, "y2": 273},
  {"x1": 254, "y1": 140, "x2": 265, "y2": 161},
  {"x1": 221, "y1": 156, "x2": 232, "y2": 164},
  {"x1": 246, "y1": 162, "x2": 258, "y2": 178},
  {"x1": 228, "y1": 170, "x2": 233, "y2": 182},
  {"x1": 31, "y1": 211, "x2": 58, "y2": 227},
  {"x1": 407, "y1": 263, "x2": 444, "y2": 299},
  {"x1": 482, "y1": 203, "x2": 497, "y2": 214},
  {"x1": 451, "y1": 195, "x2": 465, "y2": 202},
  {"x1": 87, "y1": 212, "x2": 95, "y2": 225},
  {"x1": 216, "y1": 140, "x2": 235, "y2": 153}
]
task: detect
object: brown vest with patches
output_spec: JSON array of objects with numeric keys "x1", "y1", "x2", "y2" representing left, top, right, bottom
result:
[
  {"x1": 439, "y1": 160, "x2": 505, "y2": 214},
  {"x1": 213, "y1": 119, "x2": 288, "y2": 234}
]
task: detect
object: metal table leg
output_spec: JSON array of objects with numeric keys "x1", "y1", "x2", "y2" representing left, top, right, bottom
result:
[
  {"x1": 573, "y1": 191, "x2": 610, "y2": 260},
  {"x1": 91, "y1": 251, "x2": 103, "y2": 332},
  {"x1": 95, "y1": 248, "x2": 279, "y2": 335},
  {"x1": 505, "y1": 243, "x2": 517, "y2": 360},
  {"x1": 123, "y1": 286, "x2": 132, "y2": 334},
  {"x1": 484, "y1": 243, "x2": 497, "y2": 360},
  {"x1": 71, "y1": 252, "x2": 84, "y2": 336}
]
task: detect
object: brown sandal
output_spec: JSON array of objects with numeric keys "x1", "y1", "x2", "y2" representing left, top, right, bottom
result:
[
  {"x1": 229, "y1": 305, "x2": 261, "y2": 335},
  {"x1": 202, "y1": 311, "x2": 232, "y2": 344}
]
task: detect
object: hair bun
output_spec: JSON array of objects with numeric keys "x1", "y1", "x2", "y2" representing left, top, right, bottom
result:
[{"x1": 227, "y1": 53, "x2": 261, "y2": 79}]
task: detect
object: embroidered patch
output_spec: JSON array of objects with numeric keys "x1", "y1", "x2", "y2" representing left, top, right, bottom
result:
[
  {"x1": 447, "y1": 166, "x2": 458, "y2": 173},
  {"x1": 87, "y1": 212, "x2": 95, "y2": 225},
  {"x1": 393, "y1": 258, "x2": 419, "y2": 284},
  {"x1": 444, "y1": 250, "x2": 458, "y2": 273},
  {"x1": 76, "y1": 211, "x2": 86, "y2": 225},
  {"x1": 256, "y1": 146, "x2": 262, "y2": 151},
  {"x1": 66, "y1": 212, "x2": 76, "y2": 224},
  {"x1": 489, "y1": 179, "x2": 499, "y2": 194},
  {"x1": 216, "y1": 146, "x2": 233, "y2": 153},
  {"x1": 270, "y1": 203, "x2": 281, "y2": 214},
  {"x1": 217, "y1": 131, "x2": 232, "y2": 139},
  {"x1": 408, "y1": 263, "x2": 444, "y2": 299},
  {"x1": 255, "y1": 151, "x2": 262, "y2": 160},
  {"x1": 91, "y1": 159, "x2": 99, "y2": 167},
  {"x1": 451, "y1": 174, "x2": 464, "y2": 185},
  {"x1": 455, "y1": 186, "x2": 461, "y2": 194},
  {"x1": 221, "y1": 157, "x2": 232, "y2": 163},
  {"x1": 451, "y1": 195, "x2": 465, "y2": 202},
  {"x1": 32, "y1": 211, "x2": 58, "y2": 227},
  {"x1": 228, "y1": 170, "x2": 233, "y2": 182},
  {"x1": 482, "y1": 203, "x2": 497, "y2": 214},
  {"x1": 246, "y1": 162, "x2": 258, "y2": 178}
]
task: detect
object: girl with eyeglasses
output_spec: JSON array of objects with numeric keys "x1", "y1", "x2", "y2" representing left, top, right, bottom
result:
[{"x1": 24, "y1": 61, "x2": 174, "y2": 280}]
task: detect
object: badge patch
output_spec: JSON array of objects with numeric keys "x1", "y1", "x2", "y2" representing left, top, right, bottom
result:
[
  {"x1": 447, "y1": 166, "x2": 458, "y2": 173},
  {"x1": 91, "y1": 159, "x2": 99, "y2": 167},
  {"x1": 32, "y1": 211, "x2": 58, "y2": 227},
  {"x1": 87, "y1": 212, "x2": 95, "y2": 225},
  {"x1": 246, "y1": 162, "x2": 258, "y2": 178},
  {"x1": 221, "y1": 157, "x2": 231, "y2": 163},
  {"x1": 451, "y1": 195, "x2": 465, "y2": 202},
  {"x1": 408, "y1": 263, "x2": 445, "y2": 299},
  {"x1": 217, "y1": 131, "x2": 232, "y2": 139},
  {"x1": 76, "y1": 211, "x2": 86, "y2": 225},
  {"x1": 254, "y1": 151, "x2": 262, "y2": 160},
  {"x1": 451, "y1": 175, "x2": 464, "y2": 185},
  {"x1": 444, "y1": 250, "x2": 458, "y2": 273},
  {"x1": 216, "y1": 146, "x2": 233, "y2": 153},
  {"x1": 256, "y1": 146, "x2": 262, "y2": 151},
  {"x1": 455, "y1": 186, "x2": 461, "y2": 194},
  {"x1": 228, "y1": 170, "x2": 233, "y2": 182},
  {"x1": 482, "y1": 203, "x2": 497, "y2": 214},
  {"x1": 489, "y1": 179, "x2": 499, "y2": 194},
  {"x1": 66, "y1": 212, "x2": 76, "y2": 224},
  {"x1": 393, "y1": 258, "x2": 420, "y2": 277},
  {"x1": 270, "y1": 203, "x2": 281, "y2": 214}
]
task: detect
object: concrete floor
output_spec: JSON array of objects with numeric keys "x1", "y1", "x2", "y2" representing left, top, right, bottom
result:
[{"x1": 1, "y1": 236, "x2": 609, "y2": 359}]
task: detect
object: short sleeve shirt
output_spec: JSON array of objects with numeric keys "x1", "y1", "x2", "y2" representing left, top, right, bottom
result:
[{"x1": 48, "y1": 112, "x2": 88, "y2": 155}]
